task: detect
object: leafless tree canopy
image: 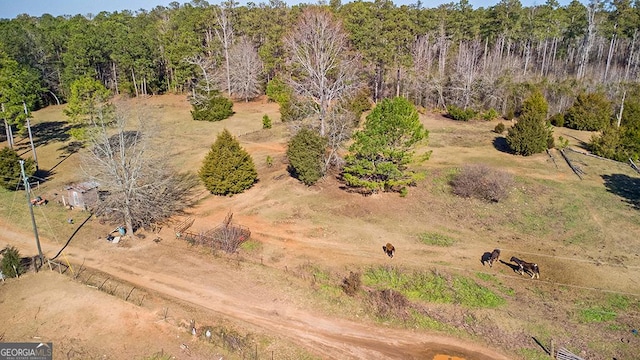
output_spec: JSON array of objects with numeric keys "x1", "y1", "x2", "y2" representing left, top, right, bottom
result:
[
  {"x1": 284, "y1": 8, "x2": 362, "y2": 137},
  {"x1": 82, "y1": 104, "x2": 198, "y2": 235},
  {"x1": 229, "y1": 37, "x2": 263, "y2": 102}
]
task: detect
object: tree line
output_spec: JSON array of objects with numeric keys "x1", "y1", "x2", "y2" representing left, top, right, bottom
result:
[
  {"x1": 0, "y1": 0, "x2": 638, "y2": 107},
  {"x1": 2, "y1": 0, "x2": 640, "y2": 162}
]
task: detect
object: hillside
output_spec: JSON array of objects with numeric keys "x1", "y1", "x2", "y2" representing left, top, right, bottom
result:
[{"x1": 1, "y1": 95, "x2": 639, "y2": 360}]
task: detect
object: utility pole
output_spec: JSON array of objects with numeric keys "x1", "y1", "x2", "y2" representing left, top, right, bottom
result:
[
  {"x1": 23, "y1": 102, "x2": 39, "y2": 170},
  {"x1": 20, "y1": 160, "x2": 44, "y2": 271}
]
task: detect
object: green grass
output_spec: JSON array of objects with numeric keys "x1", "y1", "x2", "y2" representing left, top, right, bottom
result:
[
  {"x1": 475, "y1": 272, "x2": 515, "y2": 296},
  {"x1": 417, "y1": 231, "x2": 456, "y2": 247},
  {"x1": 578, "y1": 306, "x2": 617, "y2": 323},
  {"x1": 452, "y1": 276, "x2": 506, "y2": 308},
  {"x1": 363, "y1": 266, "x2": 505, "y2": 308},
  {"x1": 517, "y1": 348, "x2": 553, "y2": 360}
]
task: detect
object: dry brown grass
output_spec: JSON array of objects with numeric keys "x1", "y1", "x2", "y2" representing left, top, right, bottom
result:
[{"x1": 2, "y1": 96, "x2": 640, "y2": 360}]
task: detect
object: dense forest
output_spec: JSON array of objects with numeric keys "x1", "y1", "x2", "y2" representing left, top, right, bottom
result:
[{"x1": 1, "y1": 0, "x2": 639, "y2": 161}]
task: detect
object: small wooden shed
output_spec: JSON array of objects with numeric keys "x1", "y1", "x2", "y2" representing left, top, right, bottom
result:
[{"x1": 63, "y1": 181, "x2": 99, "y2": 210}]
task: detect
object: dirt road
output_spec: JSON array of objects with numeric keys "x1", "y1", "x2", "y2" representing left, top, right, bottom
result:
[{"x1": 0, "y1": 219, "x2": 511, "y2": 360}]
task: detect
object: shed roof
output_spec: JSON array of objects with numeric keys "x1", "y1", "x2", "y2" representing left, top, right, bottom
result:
[{"x1": 65, "y1": 181, "x2": 99, "y2": 193}]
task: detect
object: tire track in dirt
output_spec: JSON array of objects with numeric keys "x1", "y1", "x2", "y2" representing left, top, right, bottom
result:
[{"x1": 0, "y1": 219, "x2": 511, "y2": 360}]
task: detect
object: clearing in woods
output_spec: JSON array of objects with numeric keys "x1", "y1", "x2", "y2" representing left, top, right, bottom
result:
[{"x1": 1, "y1": 94, "x2": 639, "y2": 360}]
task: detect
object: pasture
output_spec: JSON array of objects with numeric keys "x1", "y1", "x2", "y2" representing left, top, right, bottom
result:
[{"x1": 1, "y1": 94, "x2": 639, "y2": 359}]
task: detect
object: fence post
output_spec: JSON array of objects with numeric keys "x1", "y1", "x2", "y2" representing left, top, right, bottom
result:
[{"x1": 550, "y1": 339, "x2": 555, "y2": 359}]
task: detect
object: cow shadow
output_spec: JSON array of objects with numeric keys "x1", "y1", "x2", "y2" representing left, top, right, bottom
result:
[{"x1": 500, "y1": 259, "x2": 520, "y2": 273}]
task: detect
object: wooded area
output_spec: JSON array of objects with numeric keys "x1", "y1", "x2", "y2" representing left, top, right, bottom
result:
[{"x1": 1, "y1": 0, "x2": 638, "y2": 113}]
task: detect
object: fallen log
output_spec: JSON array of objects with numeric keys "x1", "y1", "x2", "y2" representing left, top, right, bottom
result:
[
  {"x1": 546, "y1": 149, "x2": 558, "y2": 169},
  {"x1": 630, "y1": 158, "x2": 640, "y2": 174},
  {"x1": 559, "y1": 149, "x2": 583, "y2": 180}
]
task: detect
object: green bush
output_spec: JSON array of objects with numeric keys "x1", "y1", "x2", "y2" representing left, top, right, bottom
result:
[
  {"x1": 1, "y1": 246, "x2": 24, "y2": 278},
  {"x1": 262, "y1": 114, "x2": 272, "y2": 129},
  {"x1": 446, "y1": 105, "x2": 477, "y2": 121},
  {"x1": 0, "y1": 147, "x2": 35, "y2": 191},
  {"x1": 191, "y1": 92, "x2": 234, "y2": 122},
  {"x1": 504, "y1": 109, "x2": 515, "y2": 120},
  {"x1": 549, "y1": 113, "x2": 565, "y2": 127},
  {"x1": 287, "y1": 128, "x2": 327, "y2": 185},
  {"x1": 347, "y1": 89, "x2": 372, "y2": 119},
  {"x1": 199, "y1": 129, "x2": 257, "y2": 195},
  {"x1": 265, "y1": 77, "x2": 289, "y2": 104},
  {"x1": 482, "y1": 108, "x2": 499, "y2": 121},
  {"x1": 564, "y1": 92, "x2": 612, "y2": 131},
  {"x1": 494, "y1": 122, "x2": 506, "y2": 134}
]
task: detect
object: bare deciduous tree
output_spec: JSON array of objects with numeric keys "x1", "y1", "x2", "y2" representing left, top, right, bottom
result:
[
  {"x1": 83, "y1": 104, "x2": 198, "y2": 236},
  {"x1": 228, "y1": 37, "x2": 263, "y2": 102},
  {"x1": 284, "y1": 8, "x2": 362, "y2": 137},
  {"x1": 214, "y1": 5, "x2": 235, "y2": 97}
]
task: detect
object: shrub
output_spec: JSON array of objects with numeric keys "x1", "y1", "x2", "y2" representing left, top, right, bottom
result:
[
  {"x1": 369, "y1": 289, "x2": 411, "y2": 320},
  {"x1": 564, "y1": 92, "x2": 612, "y2": 131},
  {"x1": 446, "y1": 104, "x2": 477, "y2": 121},
  {"x1": 0, "y1": 147, "x2": 35, "y2": 190},
  {"x1": 190, "y1": 92, "x2": 234, "y2": 122},
  {"x1": 494, "y1": 122, "x2": 506, "y2": 134},
  {"x1": 549, "y1": 113, "x2": 565, "y2": 127},
  {"x1": 199, "y1": 129, "x2": 257, "y2": 195},
  {"x1": 265, "y1": 77, "x2": 289, "y2": 104},
  {"x1": 504, "y1": 109, "x2": 515, "y2": 120},
  {"x1": 482, "y1": 108, "x2": 499, "y2": 121},
  {"x1": 450, "y1": 164, "x2": 514, "y2": 202},
  {"x1": 265, "y1": 155, "x2": 273, "y2": 167},
  {"x1": 262, "y1": 114, "x2": 272, "y2": 129},
  {"x1": 287, "y1": 128, "x2": 327, "y2": 185},
  {"x1": 1, "y1": 246, "x2": 24, "y2": 278},
  {"x1": 347, "y1": 89, "x2": 372, "y2": 119},
  {"x1": 341, "y1": 271, "x2": 362, "y2": 296}
]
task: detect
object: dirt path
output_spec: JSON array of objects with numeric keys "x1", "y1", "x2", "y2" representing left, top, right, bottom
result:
[{"x1": 0, "y1": 219, "x2": 511, "y2": 360}]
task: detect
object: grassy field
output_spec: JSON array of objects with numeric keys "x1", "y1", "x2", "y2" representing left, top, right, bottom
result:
[{"x1": 2, "y1": 94, "x2": 640, "y2": 359}]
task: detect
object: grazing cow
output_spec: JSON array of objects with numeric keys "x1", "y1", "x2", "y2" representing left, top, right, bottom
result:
[
  {"x1": 510, "y1": 256, "x2": 540, "y2": 279},
  {"x1": 383, "y1": 243, "x2": 395, "y2": 258},
  {"x1": 488, "y1": 249, "x2": 500, "y2": 267}
]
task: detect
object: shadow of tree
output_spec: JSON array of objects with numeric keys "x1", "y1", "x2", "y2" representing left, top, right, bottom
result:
[
  {"x1": 30, "y1": 121, "x2": 72, "y2": 147},
  {"x1": 492, "y1": 137, "x2": 513, "y2": 154},
  {"x1": 602, "y1": 173, "x2": 640, "y2": 210}
]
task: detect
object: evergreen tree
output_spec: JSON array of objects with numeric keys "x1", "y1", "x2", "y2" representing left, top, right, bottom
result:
[
  {"x1": 287, "y1": 128, "x2": 327, "y2": 185},
  {"x1": 0, "y1": 147, "x2": 35, "y2": 191},
  {"x1": 199, "y1": 129, "x2": 257, "y2": 195},
  {"x1": 591, "y1": 86, "x2": 640, "y2": 161},
  {"x1": 564, "y1": 92, "x2": 613, "y2": 131},
  {"x1": 506, "y1": 90, "x2": 553, "y2": 156},
  {"x1": 342, "y1": 97, "x2": 428, "y2": 194}
]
